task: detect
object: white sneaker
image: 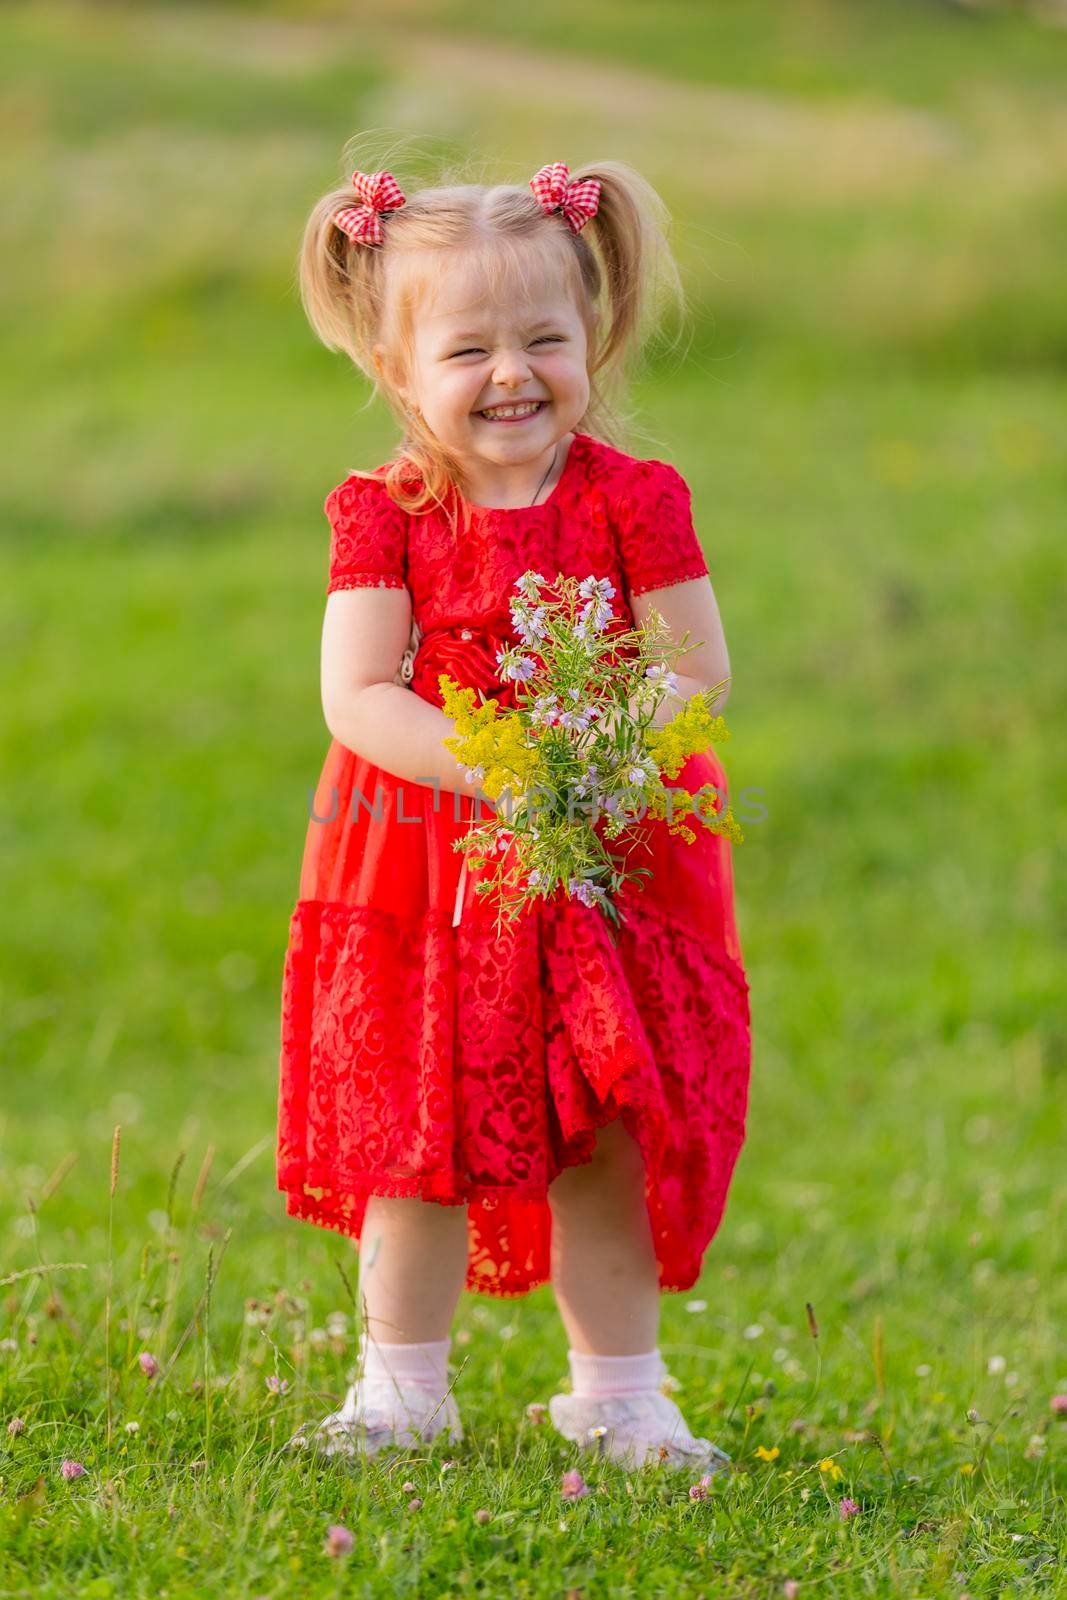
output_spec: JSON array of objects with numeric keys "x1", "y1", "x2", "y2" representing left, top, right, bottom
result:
[
  {"x1": 287, "y1": 1377, "x2": 464, "y2": 1461},
  {"x1": 548, "y1": 1390, "x2": 733, "y2": 1473}
]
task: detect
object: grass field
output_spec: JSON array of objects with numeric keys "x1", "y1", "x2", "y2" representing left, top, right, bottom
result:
[{"x1": 1, "y1": 1, "x2": 1065, "y2": 1594}]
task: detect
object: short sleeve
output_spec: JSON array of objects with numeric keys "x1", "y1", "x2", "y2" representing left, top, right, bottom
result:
[
  {"x1": 324, "y1": 472, "x2": 408, "y2": 594},
  {"x1": 615, "y1": 457, "x2": 710, "y2": 599}
]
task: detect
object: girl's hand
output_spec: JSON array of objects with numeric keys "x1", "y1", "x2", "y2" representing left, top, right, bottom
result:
[
  {"x1": 623, "y1": 688, "x2": 680, "y2": 733},
  {"x1": 596, "y1": 693, "x2": 652, "y2": 742}
]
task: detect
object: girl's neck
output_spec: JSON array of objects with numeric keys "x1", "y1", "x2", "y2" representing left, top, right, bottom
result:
[{"x1": 459, "y1": 433, "x2": 575, "y2": 510}]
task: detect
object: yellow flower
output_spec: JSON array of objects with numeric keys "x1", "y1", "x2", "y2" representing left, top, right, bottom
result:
[
  {"x1": 755, "y1": 1445, "x2": 780, "y2": 1461},
  {"x1": 693, "y1": 789, "x2": 745, "y2": 845},
  {"x1": 645, "y1": 696, "x2": 730, "y2": 780},
  {"x1": 439, "y1": 676, "x2": 543, "y2": 800},
  {"x1": 959, "y1": 1462, "x2": 975, "y2": 1475},
  {"x1": 818, "y1": 1457, "x2": 844, "y2": 1481},
  {"x1": 439, "y1": 674, "x2": 483, "y2": 736}
]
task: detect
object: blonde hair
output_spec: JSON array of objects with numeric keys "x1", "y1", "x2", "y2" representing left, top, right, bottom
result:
[{"x1": 298, "y1": 145, "x2": 687, "y2": 539}]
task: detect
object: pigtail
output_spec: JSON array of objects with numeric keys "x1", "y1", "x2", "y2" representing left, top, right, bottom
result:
[
  {"x1": 580, "y1": 161, "x2": 685, "y2": 369},
  {"x1": 297, "y1": 186, "x2": 386, "y2": 379},
  {"x1": 558, "y1": 159, "x2": 687, "y2": 440}
]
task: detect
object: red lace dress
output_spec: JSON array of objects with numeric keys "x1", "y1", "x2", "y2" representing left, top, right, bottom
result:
[{"x1": 276, "y1": 430, "x2": 751, "y2": 1296}]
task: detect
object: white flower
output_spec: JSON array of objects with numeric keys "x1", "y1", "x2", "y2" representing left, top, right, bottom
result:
[
  {"x1": 567, "y1": 877, "x2": 606, "y2": 908},
  {"x1": 531, "y1": 693, "x2": 559, "y2": 727},
  {"x1": 645, "y1": 663, "x2": 679, "y2": 695},
  {"x1": 495, "y1": 647, "x2": 536, "y2": 684},
  {"x1": 511, "y1": 603, "x2": 549, "y2": 645},
  {"x1": 987, "y1": 1354, "x2": 1006, "y2": 1374},
  {"x1": 578, "y1": 575, "x2": 615, "y2": 603}
]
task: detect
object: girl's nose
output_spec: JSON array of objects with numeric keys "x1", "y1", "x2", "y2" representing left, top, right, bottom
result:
[{"x1": 491, "y1": 351, "x2": 533, "y2": 385}]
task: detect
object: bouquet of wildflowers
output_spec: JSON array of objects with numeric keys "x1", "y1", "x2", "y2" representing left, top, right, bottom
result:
[{"x1": 439, "y1": 570, "x2": 742, "y2": 942}]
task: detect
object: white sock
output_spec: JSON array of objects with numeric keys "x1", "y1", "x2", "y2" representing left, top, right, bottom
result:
[
  {"x1": 358, "y1": 1335, "x2": 451, "y2": 1393},
  {"x1": 568, "y1": 1347, "x2": 668, "y2": 1398}
]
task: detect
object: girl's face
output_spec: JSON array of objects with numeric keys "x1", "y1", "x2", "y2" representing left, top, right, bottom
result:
[{"x1": 395, "y1": 256, "x2": 591, "y2": 495}]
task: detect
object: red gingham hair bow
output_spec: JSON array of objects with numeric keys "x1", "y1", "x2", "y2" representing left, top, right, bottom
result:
[
  {"x1": 528, "y1": 162, "x2": 601, "y2": 235},
  {"x1": 333, "y1": 169, "x2": 407, "y2": 247}
]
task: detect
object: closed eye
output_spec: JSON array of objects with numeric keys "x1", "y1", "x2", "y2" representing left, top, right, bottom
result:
[{"x1": 449, "y1": 336, "x2": 564, "y2": 358}]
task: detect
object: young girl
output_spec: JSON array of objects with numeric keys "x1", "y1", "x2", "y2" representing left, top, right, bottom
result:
[{"x1": 277, "y1": 157, "x2": 751, "y2": 1472}]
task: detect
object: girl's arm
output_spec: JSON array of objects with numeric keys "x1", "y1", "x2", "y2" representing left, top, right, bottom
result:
[
  {"x1": 321, "y1": 587, "x2": 473, "y2": 796},
  {"x1": 635, "y1": 673, "x2": 721, "y2": 731},
  {"x1": 628, "y1": 576, "x2": 732, "y2": 728}
]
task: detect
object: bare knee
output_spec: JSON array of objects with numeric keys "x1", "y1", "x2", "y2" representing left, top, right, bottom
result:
[
  {"x1": 549, "y1": 1117, "x2": 644, "y2": 1213},
  {"x1": 363, "y1": 1193, "x2": 468, "y2": 1237}
]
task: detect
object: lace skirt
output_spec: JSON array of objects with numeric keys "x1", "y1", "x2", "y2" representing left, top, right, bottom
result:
[{"x1": 276, "y1": 628, "x2": 751, "y2": 1297}]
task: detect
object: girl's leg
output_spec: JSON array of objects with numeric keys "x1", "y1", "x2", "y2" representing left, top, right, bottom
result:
[
  {"x1": 546, "y1": 1117, "x2": 731, "y2": 1472},
  {"x1": 548, "y1": 1117, "x2": 660, "y2": 1354},
  {"x1": 358, "y1": 1193, "x2": 470, "y2": 1343},
  {"x1": 290, "y1": 1195, "x2": 469, "y2": 1457}
]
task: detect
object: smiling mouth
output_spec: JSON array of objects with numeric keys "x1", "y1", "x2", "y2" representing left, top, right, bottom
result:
[{"x1": 475, "y1": 400, "x2": 548, "y2": 420}]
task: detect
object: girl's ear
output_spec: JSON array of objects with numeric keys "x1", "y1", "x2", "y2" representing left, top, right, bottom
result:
[
  {"x1": 374, "y1": 343, "x2": 414, "y2": 408},
  {"x1": 372, "y1": 343, "x2": 397, "y2": 387}
]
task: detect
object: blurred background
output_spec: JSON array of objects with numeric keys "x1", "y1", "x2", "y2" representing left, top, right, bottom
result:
[{"x1": 1, "y1": 0, "x2": 1064, "y2": 1562}]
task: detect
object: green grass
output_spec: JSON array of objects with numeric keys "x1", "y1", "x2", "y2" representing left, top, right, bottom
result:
[{"x1": 1, "y1": 1, "x2": 1065, "y2": 1594}]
